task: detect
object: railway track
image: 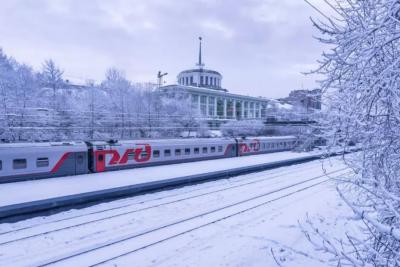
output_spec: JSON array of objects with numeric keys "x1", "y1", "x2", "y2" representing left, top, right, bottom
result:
[
  {"x1": 0, "y1": 161, "x2": 322, "y2": 237},
  {"x1": 40, "y1": 169, "x2": 349, "y2": 267},
  {"x1": 0, "y1": 162, "x2": 349, "y2": 267}
]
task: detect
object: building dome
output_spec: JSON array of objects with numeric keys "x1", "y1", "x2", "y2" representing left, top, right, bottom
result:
[{"x1": 177, "y1": 37, "x2": 226, "y2": 92}]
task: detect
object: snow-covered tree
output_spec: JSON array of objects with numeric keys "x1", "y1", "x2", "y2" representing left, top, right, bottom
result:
[
  {"x1": 302, "y1": 1, "x2": 400, "y2": 265},
  {"x1": 221, "y1": 119, "x2": 265, "y2": 137},
  {"x1": 40, "y1": 59, "x2": 64, "y2": 110},
  {"x1": 101, "y1": 68, "x2": 132, "y2": 138},
  {"x1": 14, "y1": 64, "x2": 37, "y2": 141},
  {"x1": 159, "y1": 92, "x2": 202, "y2": 137}
]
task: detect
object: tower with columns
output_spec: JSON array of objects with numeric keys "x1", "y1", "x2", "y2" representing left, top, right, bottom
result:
[{"x1": 160, "y1": 37, "x2": 270, "y2": 128}]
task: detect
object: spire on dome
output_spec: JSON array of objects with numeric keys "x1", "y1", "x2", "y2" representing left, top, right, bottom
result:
[{"x1": 196, "y1": 36, "x2": 204, "y2": 68}]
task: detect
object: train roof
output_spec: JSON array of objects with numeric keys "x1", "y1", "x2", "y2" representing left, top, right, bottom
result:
[
  {"x1": 1, "y1": 136, "x2": 298, "y2": 149},
  {"x1": 88, "y1": 136, "x2": 297, "y2": 146},
  {"x1": 89, "y1": 138, "x2": 236, "y2": 146},
  {"x1": 0, "y1": 141, "x2": 87, "y2": 149}
]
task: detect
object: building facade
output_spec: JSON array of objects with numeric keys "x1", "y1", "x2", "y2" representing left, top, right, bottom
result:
[
  {"x1": 279, "y1": 89, "x2": 322, "y2": 111},
  {"x1": 160, "y1": 37, "x2": 271, "y2": 127}
]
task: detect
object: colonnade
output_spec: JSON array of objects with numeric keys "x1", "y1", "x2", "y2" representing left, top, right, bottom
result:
[{"x1": 193, "y1": 94, "x2": 264, "y2": 119}]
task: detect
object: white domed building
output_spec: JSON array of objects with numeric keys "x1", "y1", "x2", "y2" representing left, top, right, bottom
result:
[{"x1": 160, "y1": 37, "x2": 272, "y2": 127}]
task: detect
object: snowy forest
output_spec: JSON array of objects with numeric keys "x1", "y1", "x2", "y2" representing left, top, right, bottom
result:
[{"x1": 0, "y1": 49, "x2": 209, "y2": 142}]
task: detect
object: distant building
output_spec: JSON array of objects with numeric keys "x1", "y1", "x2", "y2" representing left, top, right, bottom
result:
[
  {"x1": 279, "y1": 89, "x2": 321, "y2": 111},
  {"x1": 160, "y1": 37, "x2": 272, "y2": 127}
]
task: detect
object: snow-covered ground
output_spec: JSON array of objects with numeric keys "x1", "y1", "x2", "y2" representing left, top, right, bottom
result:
[
  {"x1": 0, "y1": 150, "x2": 323, "y2": 207},
  {"x1": 0, "y1": 157, "x2": 357, "y2": 267}
]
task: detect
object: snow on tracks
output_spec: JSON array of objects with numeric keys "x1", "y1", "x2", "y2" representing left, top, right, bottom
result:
[{"x1": 0, "y1": 160, "x2": 349, "y2": 267}]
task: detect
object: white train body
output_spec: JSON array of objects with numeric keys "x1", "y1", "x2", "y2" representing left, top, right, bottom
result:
[
  {"x1": 0, "y1": 136, "x2": 298, "y2": 182},
  {"x1": 88, "y1": 138, "x2": 237, "y2": 172},
  {"x1": 0, "y1": 142, "x2": 88, "y2": 183}
]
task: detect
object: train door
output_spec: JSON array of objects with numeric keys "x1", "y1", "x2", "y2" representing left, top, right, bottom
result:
[
  {"x1": 231, "y1": 142, "x2": 237, "y2": 157},
  {"x1": 75, "y1": 152, "x2": 87, "y2": 174}
]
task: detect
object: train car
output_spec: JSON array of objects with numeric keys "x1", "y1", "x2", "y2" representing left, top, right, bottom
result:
[
  {"x1": 88, "y1": 138, "x2": 237, "y2": 173},
  {"x1": 0, "y1": 141, "x2": 88, "y2": 183},
  {"x1": 237, "y1": 136, "x2": 298, "y2": 156},
  {"x1": 0, "y1": 136, "x2": 300, "y2": 182}
]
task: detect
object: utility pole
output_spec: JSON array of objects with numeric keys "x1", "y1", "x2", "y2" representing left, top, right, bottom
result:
[{"x1": 157, "y1": 71, "x2": 168, "y2": 89}]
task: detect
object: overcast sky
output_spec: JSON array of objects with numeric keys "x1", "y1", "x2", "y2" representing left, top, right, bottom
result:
[{"x1": 0, "y1": 0, "x2": 331, "y2": 98}]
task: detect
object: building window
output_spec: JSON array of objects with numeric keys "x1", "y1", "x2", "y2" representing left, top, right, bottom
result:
[
  {"x1": 208, "y1": 97, "x2": 215, "y2": 116},
  {"x1": 13, "y1": 159, "x2": 27, "y2": 169},
  {"x1": 185, "y1": 77, "x2": 189, "y2": 85},
  {"x1": 153, "y1": 150, "x2": 160, "y2": 158},
  {"x1": 250, "y1": 102, "x2": 255, "y2": 118},
  {"x1": 190, "y1": 76, "x2": 193, "y2": 85},
  {"x1": 200, "y1": 76, "x2": 204, "y2": 85},
  {"x1": 244, "y1": 102, "x2": 249, "y2": 118},
  {"x1": 261, "y1": 104, "x2": 267, "y2": 118},
  {"x1": 205, "y1": 76, "x2": 209, "y2": 85},
  {"x1": 200, "y1": 95, "x2": 207, "y2": 116},
  {"x1": 191, "y1": 94, "x2": 199, "y2": 108},
  {"x1": 255, "y1": 103, "x2": 260, "y2": 118},
  {"x1": 36, "y1": 157, "x2": 49, "y2": 168}
]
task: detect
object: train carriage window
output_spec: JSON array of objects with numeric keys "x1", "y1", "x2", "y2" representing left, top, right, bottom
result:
[
  {"x1": 210, "y1": 147, "x2": 216, "y2": 153},
  {"x1": 140, "y1": 151, "x2": 148, "y2": 158},
  {"x1": 164, "y1": 149, "x2": 171, "y2": 157},
  {"x1": 194, "y1": 148, "x2": 200, "y2": 154},
  {"x1": 202, "y1": 147, "x2": 208, "y2": 153},
  {"x1": 0, "y1": 160, "x2": 2, "y2": 170},
  {"x1": 128, "y1": 152, "x2": 135, "y2": 160},
  {"x1": 218, "y1": 146, "x2": 223, "y2": 152},
  {"x1": 13, "y1": 159, "x2": 27, "y2": 169},
  {"x1": 175, "y1": 149, "x2": 181, "y2": 156},
  {"x1": 184, "y1": 148, "x2": 190, "y2": 155},
  {"x1": 153, "y1": 150, "x2": 160, "y2": 158},
  {"x1": 98, "y1": 154, "x2": 104, "y2": 161},
  {"x1": 36, "y1": 157, "x2": 49, "y2": 167}
]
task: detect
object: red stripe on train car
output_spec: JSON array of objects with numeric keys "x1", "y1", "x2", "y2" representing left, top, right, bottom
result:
[
  {"x1": 224, "y1": 144, "x2": 233, "y2": 156},
  {"x1": 51, "y1": 152, "x2": 71, "y2": 173}
]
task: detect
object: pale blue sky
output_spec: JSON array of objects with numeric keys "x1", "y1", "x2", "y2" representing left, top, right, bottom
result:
[{"x1": 0, "y1": 0, "x2": 330, "y2": 98}]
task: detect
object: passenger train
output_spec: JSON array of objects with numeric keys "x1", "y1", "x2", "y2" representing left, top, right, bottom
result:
[{"x1": 0, "y1": 136, "x2": 298, "y2": 183}]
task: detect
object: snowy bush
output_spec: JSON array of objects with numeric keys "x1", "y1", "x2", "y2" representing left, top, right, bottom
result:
[
  {"x1": 303, "y1": 0, "x2": 400, "y2": 265},
  {"x1": 220, "y1": 119, "x2": 265, "y2": 137}
]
